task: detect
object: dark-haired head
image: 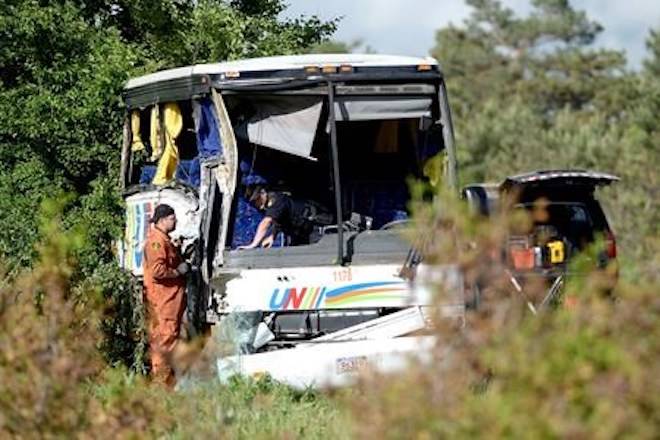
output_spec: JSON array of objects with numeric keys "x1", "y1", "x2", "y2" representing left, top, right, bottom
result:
[{"x1": 151, "y1": 204, "x2": 177, "y2": 232}]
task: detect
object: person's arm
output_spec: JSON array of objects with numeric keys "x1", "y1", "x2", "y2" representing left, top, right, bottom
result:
[
  {"x1": 145, "y1": 240, "x2": 181, "y2": 280},
  {"x1": 239, "y1": 216, "x2": 273, "y2": 250},
  {"x1": 261, "y1": 234, "x2": 275, "y2": 248}
]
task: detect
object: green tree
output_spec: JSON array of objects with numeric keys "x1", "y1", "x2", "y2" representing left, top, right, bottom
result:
[
  {"x1": 433, "y1": 0, "x2": 628, "y2": 117},
  {"x1": 430, "y1": 0, "x2": 658, "y2": 278},
  {"x1": 0, "y1": 0, "x2": 337, "y2": 366},
  {"x1": 643, "y1": 27, "x2": 660, "y2": 76}
]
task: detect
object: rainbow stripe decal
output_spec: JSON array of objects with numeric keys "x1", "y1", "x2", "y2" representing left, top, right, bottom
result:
[
  {"x1": 268, "y1": 281, "x2": 408, "y2": 310},
  {"x1": 121, "y1": 201, "x2": 154, "y2": 272}
]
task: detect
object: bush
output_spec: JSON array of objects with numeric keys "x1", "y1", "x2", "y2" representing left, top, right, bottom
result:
[
  {"x1": 0, "y1": 199, "x2": 102, "y2": 436},
  {"x1": 345, "y1": 191, "x2": 660, "y2": 439},
  {"x1": 0, "y1": 198, "x2": 348, "y2": 438}
]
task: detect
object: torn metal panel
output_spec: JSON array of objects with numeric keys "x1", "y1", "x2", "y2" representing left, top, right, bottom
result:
[
  {"x1": 121, "y1": 187, "x2": 201, "y2": 276},
  {"x1": 210, "y1": 89, "x2": 239, "y2": 270},
  {"x1": 197, "y1": 159, "x2": 218, "y2": 284}
]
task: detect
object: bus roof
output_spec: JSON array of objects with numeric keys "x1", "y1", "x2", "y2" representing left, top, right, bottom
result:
[{"x1": 125, "y1": 54, "x2": 440, "y2": 90}]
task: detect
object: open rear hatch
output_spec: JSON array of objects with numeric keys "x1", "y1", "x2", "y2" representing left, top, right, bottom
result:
[
  {"x1": 501, "y1": 170, "x2": 618, "y2": 274},
  {"x1": 501, "y1": 170, "x2": 618, "y2": 193}
]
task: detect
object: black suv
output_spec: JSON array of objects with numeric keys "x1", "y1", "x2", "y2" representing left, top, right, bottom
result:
[{"x1": 462, "y1": 170, "x2": 618, "y2": 310}]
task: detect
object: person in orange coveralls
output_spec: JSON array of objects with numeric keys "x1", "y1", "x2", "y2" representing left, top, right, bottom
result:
[{"x1": 143, "y1": 204, "x2": 189, "y2": 387}]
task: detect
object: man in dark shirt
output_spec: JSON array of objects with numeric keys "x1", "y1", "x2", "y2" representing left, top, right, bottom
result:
[{"x1": 238, "y1": 185, "x2": 331, "y2": 249}]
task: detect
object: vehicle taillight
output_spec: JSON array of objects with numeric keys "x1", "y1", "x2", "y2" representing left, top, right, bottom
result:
[{"x1": 605, "y1": 230, "x2": 617, "y2": 259}]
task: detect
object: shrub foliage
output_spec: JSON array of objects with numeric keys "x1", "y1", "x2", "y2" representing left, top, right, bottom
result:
[{"x1": 0, "y1": 0, "x2": 658, "y2": 438}]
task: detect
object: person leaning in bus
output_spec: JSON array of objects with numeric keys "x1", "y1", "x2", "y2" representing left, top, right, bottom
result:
[
  {"x1": 142, "y1": 204, "x2": 189, "y2": 388},
  {"x1": 238, "y1": 185, "x2": 331, "y2": 249}
]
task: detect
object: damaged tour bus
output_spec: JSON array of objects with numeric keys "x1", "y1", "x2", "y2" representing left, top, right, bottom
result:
[{"x1": 119, "y1": 54, "x2": 463, "y2": 387}]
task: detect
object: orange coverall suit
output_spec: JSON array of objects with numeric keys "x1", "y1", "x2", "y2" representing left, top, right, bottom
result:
[{"x1": 143, "y1": 226, "x2": 186, "y2": 386}]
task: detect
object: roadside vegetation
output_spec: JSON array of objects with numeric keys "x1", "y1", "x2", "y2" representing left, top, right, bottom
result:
[
  {"x1": 0, "y1": 0, "x2": 658, "y2": 438},
  {"x1": 349, "y1": 187, "x2": 660, "y2": 438},
  {"x1": 0, "y1": 202, "x2": 348, "y2": 438}
]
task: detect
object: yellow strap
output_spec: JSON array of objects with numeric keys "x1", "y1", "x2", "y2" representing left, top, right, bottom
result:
[
  {"x1": 423, "y1": 154, "x2": 444, "y2": 188},
  {"x1": 152, "y1": 103, "x2": 183, "y2": 185},
  {"x1": 149, "y1": 105, "x2": 162, "y2": 161},
  {"x1": 130, "y1": 111, "x2": 145, "y2": 152}
]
